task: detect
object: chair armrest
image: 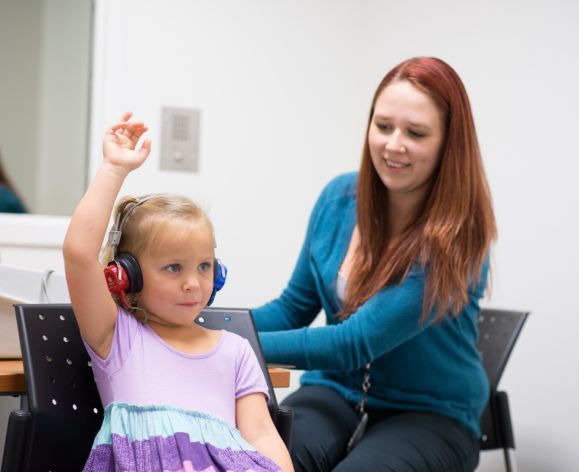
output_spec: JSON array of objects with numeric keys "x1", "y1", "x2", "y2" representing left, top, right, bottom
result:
[{"x1": 274, "y1": 405, "x2": 294, "y2": 450}]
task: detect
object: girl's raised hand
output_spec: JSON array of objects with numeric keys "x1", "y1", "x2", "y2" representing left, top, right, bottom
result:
[{"x1": 103, "y1": 112, "x2": 152, "y2": 172}]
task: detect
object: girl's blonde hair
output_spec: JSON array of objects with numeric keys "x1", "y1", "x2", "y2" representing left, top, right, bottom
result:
[{"x1": 101, "y1": 194, "x2": 213, "y2": 307}]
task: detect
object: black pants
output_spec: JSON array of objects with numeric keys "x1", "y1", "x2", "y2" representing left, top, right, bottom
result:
[{"x1": 282, "y1": 385, "x2": 480, "y2": 472}]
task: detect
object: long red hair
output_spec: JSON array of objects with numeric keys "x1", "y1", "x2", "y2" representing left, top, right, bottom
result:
[{"x1": 339, "y1": 57, "x2": 496, "y2": 322}]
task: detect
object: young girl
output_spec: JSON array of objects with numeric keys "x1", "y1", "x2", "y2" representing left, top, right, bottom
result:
[{"x1": 63, "y1": 113, "x2": 293, "y2": 472}]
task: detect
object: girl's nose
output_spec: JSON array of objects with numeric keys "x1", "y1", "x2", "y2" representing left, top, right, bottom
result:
[{"x1": 182, "y1": 275, "x2": 201, "y2": 292}]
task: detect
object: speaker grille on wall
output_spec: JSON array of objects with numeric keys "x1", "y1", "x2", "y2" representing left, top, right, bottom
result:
[{"x1": 160, "y1": 107, "x2": 200, "y2": 172}]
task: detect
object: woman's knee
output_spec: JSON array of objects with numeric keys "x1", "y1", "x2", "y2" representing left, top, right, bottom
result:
[
  {"x1": 334, "y1": 411, "x2": 480, "y2": 472},
  {"x1": 281, "y1": 386, "x2": 358, "y2": 472}
]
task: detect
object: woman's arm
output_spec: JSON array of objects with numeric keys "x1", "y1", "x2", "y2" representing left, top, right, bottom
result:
[
  {"x1": 252, "y1": 178, "x2": 350, "y2": 332},
  {"x1": 252, "y1": 235, "x2": 322, "y2": 332},
  {"x1": 236, "y1": 393, "x2": 293, "y2": 472},
  {"x1": 260, "y1": 270, "x2": 430, "y2": 370},
  {"x1": 63, "y1": 113, "x2": 150, "y2": 359},
  {"x1": 259, "y1": 258, "x2": 489, "y2": 371}
]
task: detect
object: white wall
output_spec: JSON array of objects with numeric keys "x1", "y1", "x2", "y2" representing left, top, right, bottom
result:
[
  {"x1": 89, "y1": 0, "x2": 372, "y2": 307},
  {"x1": 89, "y1": 0, "x2": 579, "y2": 470}
]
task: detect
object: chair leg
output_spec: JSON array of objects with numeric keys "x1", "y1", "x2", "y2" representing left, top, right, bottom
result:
[
  {"x1": 504, "y1": 447, "x2": 518, "y2": 472},
  {"x1": 1, "y1": 410, "x2": 31, "y2": 472}
]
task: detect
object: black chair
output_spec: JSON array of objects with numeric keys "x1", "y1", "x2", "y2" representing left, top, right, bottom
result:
[
  {"x1": 477, "y1": 308, "x2": 529, "y2": 472},
  {"x1": 1, "y1": 304, "x2": 292, "y2": 472},
  {"x1": 194, "y1": 307, "x2": 293, "y2": 446}
]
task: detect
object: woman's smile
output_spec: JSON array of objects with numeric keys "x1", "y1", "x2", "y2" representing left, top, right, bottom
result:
[{"x1": 384, "y1": 159, "x2": 411, "y2": 170}]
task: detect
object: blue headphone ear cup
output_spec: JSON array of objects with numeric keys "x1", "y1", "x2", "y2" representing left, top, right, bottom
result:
[
  {"x1": 207, "y1": 259, "x2": 227, "y2": 306},
  {"x1": 115, "y1": 253, "x2": 143, "y2": 293}
]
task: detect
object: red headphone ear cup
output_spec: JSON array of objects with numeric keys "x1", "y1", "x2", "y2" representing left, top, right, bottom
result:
[
  {"x1": 104, "y1": 253, "x2": 142, "y2": 295},
  {"x1": 104, "y1": 262, "x2": 129, "y2": 294},
  {"x1": 115, "y1": 253, "x2": 143, "y2": 293}
]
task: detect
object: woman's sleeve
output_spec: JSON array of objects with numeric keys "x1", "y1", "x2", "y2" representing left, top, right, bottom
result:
[
  {"x1": 258, "y1": 258, "x2": 490, "y2": 370},
  {"x1": 257, "y1": 269, "x2": 427, "y2": 370},
  {"x1": 251, "y1": 183, "x2": 334, "y2": 332}
]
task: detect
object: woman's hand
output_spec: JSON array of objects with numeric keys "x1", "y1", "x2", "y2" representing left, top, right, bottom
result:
[{"x1": 102, "y1": 112, "x2": 151, "y2": 173}]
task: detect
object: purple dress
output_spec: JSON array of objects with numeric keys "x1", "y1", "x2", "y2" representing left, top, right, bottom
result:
[{"x1": 81, "y1": 308, "x2": 281, "y2": 471}]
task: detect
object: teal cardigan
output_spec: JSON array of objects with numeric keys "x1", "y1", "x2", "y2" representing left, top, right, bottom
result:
[{"x1": 253, "y1": 172, "x2": 489, "y2": 437}]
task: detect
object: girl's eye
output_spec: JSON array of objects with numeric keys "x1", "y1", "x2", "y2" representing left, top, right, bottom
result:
[
  {"x1": 199, "y1": 261, "x2": 212, "y2": 273},
  {"x1": 165, "y1": 264, "x2": 182, "y2": 273}
]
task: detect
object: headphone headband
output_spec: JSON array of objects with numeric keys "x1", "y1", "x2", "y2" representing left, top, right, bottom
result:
[{"x1": 108, "y1": 196, "x2": 156, "y2": 259}]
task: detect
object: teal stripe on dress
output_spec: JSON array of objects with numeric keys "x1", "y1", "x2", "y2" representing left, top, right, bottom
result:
[{"x1": 92, "y1": 402, "x2": 256, "y2": 452}]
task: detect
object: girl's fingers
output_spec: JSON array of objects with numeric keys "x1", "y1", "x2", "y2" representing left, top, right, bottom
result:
[
  {"x1": 109, "y1": 123, "x2": 147, "y2": 140},
  {"x1": 107, "y1": 116, "x2": 150, "y2": 149},
  {"x1": 138, "y1": 139, "x2": 152, "y2": 159}
]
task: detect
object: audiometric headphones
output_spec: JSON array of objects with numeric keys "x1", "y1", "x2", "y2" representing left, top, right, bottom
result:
[{"x1": 103, "y1": 196, "x2": 227, "y2": 310}]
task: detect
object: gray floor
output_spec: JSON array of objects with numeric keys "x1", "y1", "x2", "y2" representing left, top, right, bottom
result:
[{"x1": 0, "y1": 396, "x2": 19, "y2": 461}]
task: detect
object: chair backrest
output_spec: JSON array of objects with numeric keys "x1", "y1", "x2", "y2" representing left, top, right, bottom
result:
[
  {"x1": 477, "y1": 308, "x2": 529, "y2": 450},
  {"x1": 13, "y1": 303, "x2": 103, "y2": 471},
  {"x1": 194, "y1": 307, "x2": 279, "y2": 408},
  {"x1": 477, "y1": 308, "x2": 529, "y2": 390}
]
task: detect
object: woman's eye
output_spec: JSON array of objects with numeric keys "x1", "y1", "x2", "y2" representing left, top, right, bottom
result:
[
  {"x1": 165, "y1": 264, "x2": 182, "y2": 273},
  {"x1": 376, "y1": 123, "x2": 392, "y2": 132},
  {"x1": 408, "y1": 129, "x2": 426, "y2": 138}
]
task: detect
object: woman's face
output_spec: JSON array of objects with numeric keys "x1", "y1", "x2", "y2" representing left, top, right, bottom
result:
[{"x1": 368, "y1": 80, "x2": 445, "y2": 203}]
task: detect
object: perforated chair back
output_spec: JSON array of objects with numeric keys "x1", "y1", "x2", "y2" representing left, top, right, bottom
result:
[
  {"x1": 477, "y1": 308, "x2": 528, "y2": 470},
  {"x1": 3, "y1": 304, "x2": 292, "y2": 472},
  {"x1": 195, "y1": 307, "x2": 279, "y2": 406},
  {"x1": 12, "y1": 303, "x2": 103, "y2": 471},
  {"x1": 195, "y1": 307, "x2": 293, "y2": 446}
]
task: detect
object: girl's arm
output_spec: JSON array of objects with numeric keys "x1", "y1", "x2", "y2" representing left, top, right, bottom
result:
[
  {"x1": 236, "y1": 393, "x2": 294, "y2": 472},
  {"x1": 63, "y1": 113, "x2": 151, "y2": 359}
]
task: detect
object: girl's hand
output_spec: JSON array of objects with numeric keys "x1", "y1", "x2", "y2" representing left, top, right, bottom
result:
[{"x1": 102, "y1": 112, "x2": 152, "y2": 173}]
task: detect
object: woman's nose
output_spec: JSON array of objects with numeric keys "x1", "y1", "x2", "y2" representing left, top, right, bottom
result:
[{"x1": 384, "y1": 130, "x2": 404, "y2": 152}]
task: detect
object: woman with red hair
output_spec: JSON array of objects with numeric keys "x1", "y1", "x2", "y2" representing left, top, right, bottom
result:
[{"x1": 253, "y1": 57, "x2": 496, "y2": 471}]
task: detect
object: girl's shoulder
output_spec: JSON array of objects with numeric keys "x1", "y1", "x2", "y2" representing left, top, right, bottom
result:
[{"x1": 218, "y1": 330, "x2": 254, "y2": 357}]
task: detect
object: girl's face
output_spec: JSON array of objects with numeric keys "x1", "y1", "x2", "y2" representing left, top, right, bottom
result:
[
  {"x1": 368, "y1": 80, "x2": 445, "y2": 204},
  {"x1": 136, "y1": 219, "x2": 215, "y2": 326}
]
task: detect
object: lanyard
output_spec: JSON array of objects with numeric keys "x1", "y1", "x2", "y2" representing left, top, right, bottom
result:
[
  {"x1": 347, "y1": 362, "x2": 371, "y2": 453},
  {"x1": 356, "y1": 362, "x2": 371, "y2": 415}
]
